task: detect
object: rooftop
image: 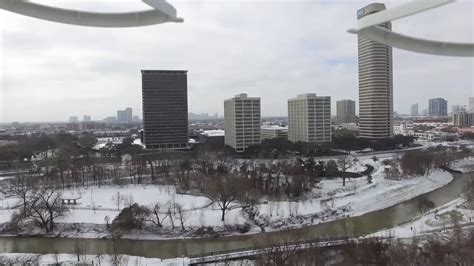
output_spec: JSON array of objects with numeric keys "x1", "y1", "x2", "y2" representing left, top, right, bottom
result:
[
  {"x1": 141, "y1": 70, "x2": 188, "y2": 75},
  {"x1": 261, "y1": 125, "x2": 288, "y2": 130},
  {"x1": 200, "y1": 129, "x2": 225, "y2": 137}
]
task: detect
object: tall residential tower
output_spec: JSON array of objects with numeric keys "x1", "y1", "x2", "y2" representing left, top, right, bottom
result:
[
  {"x1": 336, "y1": 99, "x2": 356, "y2": 124},
  {"x1": 357, "y1": 3, "x2": 393, "y2": 139},
  {"x1": 428, "y1": 98, "x2": 448, "y2": 116},
  {"x1": 288, "y1": 94, "x2": 331, "y2": 143},
  {"x1": 411, "y1": 104, "x2": 419, "y2": 117},
  {"x1": 224, "y1": 93, "x2": 261, "y2": 152},
  {"x1": 141, "y1": 70, "x2": 188, "y2": 150}
]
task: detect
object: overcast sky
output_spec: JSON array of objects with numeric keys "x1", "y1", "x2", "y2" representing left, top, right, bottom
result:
[{"x1": 0, "y1": 0, "x2": 473, "y2": 122}]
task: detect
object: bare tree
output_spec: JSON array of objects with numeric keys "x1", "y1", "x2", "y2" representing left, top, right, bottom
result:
[
  {"x1": 464, "y1": 178, "x2": 474, "y2": 208},
  {"x1": 145, "y1": 203, "x2": 168, "y2": 227},
  {"x1": 338, "y1": 156, "x2": 353, "y2": 186},
  {"x1": 111, "y1": 192, "x2": 126, "y2": 211},
  {"x1": 175, "y1": 160, "x2": 193, "y2": 189},
  {"x1": 26, "y1": 188, "x2": 69, "y2": 232},
  {"x1": 10, "y1": 174, "x2": 35, "y2": 214},
  {"x1": 175, "y1": 203, "x2": 188, "y2": 231},
  {"x1": 166, "y1": 203, "x2": 175, "y2": 229},
  {"x1": 205, "y1": 175, "x2": 250, "y2": 221},
  {"x1": 254, "y1": 236, "x2": 301, "y2": 266}
]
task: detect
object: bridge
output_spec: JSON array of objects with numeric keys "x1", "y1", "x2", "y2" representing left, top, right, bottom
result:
[{"x1": 188, "y1": 236, "x2": 381, "y2": 265}]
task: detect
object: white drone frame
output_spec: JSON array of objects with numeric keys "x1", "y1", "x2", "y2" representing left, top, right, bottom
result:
[
  {"x1": 348, "y1": 0, "x2": 474, "y2": 57},
  {"x1": 0, "y1": 0, "x2": 183, "y2": 27}
]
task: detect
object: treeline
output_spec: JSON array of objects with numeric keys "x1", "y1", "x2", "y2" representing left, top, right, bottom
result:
[
  {"x1": 0, "y1": 133, "x2": 98, "y2": 164},
  {"x1": 255, "y1": 228, "x2": 474, "y2": 265},
  {"x1": 461, "y1": 132, "x2": 474, "y2": 140},
  {"x1": 241, "y1": 134, "x2": 416, "y2": 159},
  {"x1": 399, "y1": 146, "x2": 472, "y2": 177}
]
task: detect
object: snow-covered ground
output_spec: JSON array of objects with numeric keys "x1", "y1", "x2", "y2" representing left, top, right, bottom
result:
[
  {"x1": 0, "y1": 253, "x2": 189, "y2": 265},
  {"x1": 370, "y1": 198, "x2": 474, "y2": 238},
  {"x1": 248, "y1": 167, "x2": 453, "y2": 230},
  {"x1": 0, "y1": 154, "x2": 457, "y2": 239},
  {"x1": 451, "y1": 156, "x2": 474, "y2": 172}
]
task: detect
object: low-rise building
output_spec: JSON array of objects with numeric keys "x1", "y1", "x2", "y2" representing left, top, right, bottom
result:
[
  {"x1": 261, "y1": 125, "x2": 288, "y2": 140},
  {"x1": 198, "y1": 129, "x2": 225, "y2": 146},
  {"x1": 413, "y1": 131, "x2": 457, "y2": 141}
]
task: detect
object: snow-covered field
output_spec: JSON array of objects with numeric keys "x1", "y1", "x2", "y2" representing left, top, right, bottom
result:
[
  {"x1": 0, "y1": 253, "x2": 189, "y2": 266},
  {"x1": 370, "y1": 198, "x2": 474, "y2": 238},
  {"x1": 451, "y1": 156, "x2": 474, "y2": 172},
  {"x1": 6, "y1": 138, "x2": 474, "y2": 240},
  {"x1": 0, "y1": 154, "x2": 458, "y2": 239},
  {"x1": 247, "y1": 167, "x2": 453, "y2": 230}
]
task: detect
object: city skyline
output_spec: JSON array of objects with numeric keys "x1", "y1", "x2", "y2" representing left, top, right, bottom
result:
[{"x1": 1, "y1": 0, "x2": 473, "y2": 122}]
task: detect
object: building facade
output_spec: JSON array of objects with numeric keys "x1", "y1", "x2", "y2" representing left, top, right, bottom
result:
[
  {"x1": 198, "y1": 130, "x2": 225, "y2": 146},
  {"x1": 429, "y1": 98, "x2": 448, "y2": 116},
  {"x1": 453, "y1": 112, "x2": 474, "y2": 127},
  {"x1": 410, "y1": 104, "x2": 419, "y2": 117},
  {"x1": 336, "y1": 100, "x2": 356, "y2": 124},
  {"x1": 117, "y1": 107, "x2": 133, "y2": 123},
  {"x1": 357, "y1": 3, "x2": 393, "y2": 139},
  {"x1": 224, "y1": 94, "x2": 261, "y2": 152},
  {"x1": 261, "y1": 125, "x2": 288, "y2": 140},
  {"x1": 141, "y1": 70, "x2": 188, "y2": 150},
  {"x1": 69, "y1": 116, "x2": 78, "y2": 123},
  {"x1": 452, "y1": 105, "x2": 466, "y2": 115},
  {"x1": 469, "y1": 97, "x2": 474, "y2": 113},
  {"x1": 288, "y1": 94, "x2": 331, "y2": 143}
]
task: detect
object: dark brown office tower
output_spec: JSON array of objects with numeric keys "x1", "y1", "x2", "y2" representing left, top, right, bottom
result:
[{"x1": 141, "y1": 70, "x2": 188, "y2": 150}]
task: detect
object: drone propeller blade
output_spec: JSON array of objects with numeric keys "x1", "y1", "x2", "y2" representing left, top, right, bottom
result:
[{"x1": 354, "y1": 0, "x2": 453, "y2": 32}]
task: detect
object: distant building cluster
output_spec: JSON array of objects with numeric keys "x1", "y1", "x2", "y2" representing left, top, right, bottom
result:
[{"x1": 66, "y1": 122, "x2": 105, "y2": 131}]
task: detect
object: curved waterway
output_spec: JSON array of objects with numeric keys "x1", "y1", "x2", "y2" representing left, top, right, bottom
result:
[{"x1": 0, "y1": 172, "x2": 471, "y2": 258}]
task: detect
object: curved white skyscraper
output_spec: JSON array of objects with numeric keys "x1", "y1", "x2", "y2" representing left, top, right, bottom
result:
[
  {"x1": 348, "y1": 0, "x2": 474, "y2": 57},
  {"x1": 358, "y1": 3, "x2": 393, "y2": 139}
]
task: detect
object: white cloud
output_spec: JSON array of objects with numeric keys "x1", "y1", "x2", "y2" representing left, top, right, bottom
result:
[{"x1": 0, "y1": 0, "x2": 473, "y2": 122}]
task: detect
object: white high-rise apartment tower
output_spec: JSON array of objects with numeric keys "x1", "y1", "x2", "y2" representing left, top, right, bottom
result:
[
  {"x1": 288, "y1": 94, "x2": 331, "y2": 143},
  {"x1": 224, "y1": 94, "x2": 261, "y2": 152},
  {"x1": 357, "y1": 3, "x2": 393, "y2": 139}
]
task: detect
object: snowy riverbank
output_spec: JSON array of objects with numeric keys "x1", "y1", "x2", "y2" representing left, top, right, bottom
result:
[
  {"x1": 0, "y1": 253, "x2": 189, "y2": 266},
  {"x1": 369, "y1": 197, "x2": 474, "y2": 239},
  {"x1": 0, "y1": 159, "x2": 455, "y2": 239}
]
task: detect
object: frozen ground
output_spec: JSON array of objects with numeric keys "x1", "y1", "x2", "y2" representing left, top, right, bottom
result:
[
  {"x1": 451, "y1": 156, "x2": 474, "y2": 172},
  {"x1": 0, "y1": 253, "x2": 190, "y2": 265},
  {"x1": 370, "y1": 197, "x2": 474, "y2": 238},
  {"x1": 0, "y1": 154, "x2": 457, "y2": 238}
]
